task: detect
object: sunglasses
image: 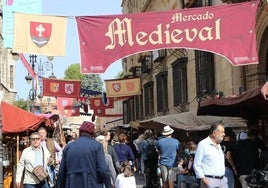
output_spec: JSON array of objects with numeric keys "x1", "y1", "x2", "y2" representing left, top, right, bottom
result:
[{"x1": 31, "y1": 137, "x2": 41, "y2": 141}]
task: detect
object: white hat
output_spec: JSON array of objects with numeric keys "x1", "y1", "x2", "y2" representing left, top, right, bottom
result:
[
  {"x1": 95, "y1": 135, "x2": 105, "y2": 142},
  {"x1": 162, "y1": 125, "x2": 174, "y2": 136}
]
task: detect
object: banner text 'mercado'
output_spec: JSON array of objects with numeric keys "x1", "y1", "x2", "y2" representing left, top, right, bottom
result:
[{"x1": 105, "y1": 18, "x2": 221, "y2": 50}]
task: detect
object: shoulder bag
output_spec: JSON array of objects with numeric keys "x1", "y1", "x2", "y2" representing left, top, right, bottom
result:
[{"x1": 32, "y1": 147, "x2": 49, "y2": 182}]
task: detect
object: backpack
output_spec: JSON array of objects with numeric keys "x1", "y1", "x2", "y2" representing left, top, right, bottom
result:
[{"x1": 146, "y1": 140, "x2": 158, "y2": 162}]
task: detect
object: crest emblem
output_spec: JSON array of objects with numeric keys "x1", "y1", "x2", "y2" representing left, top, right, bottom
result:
[
  {"x1": 112, "y1": 83, "x2": 121, "y2": 92},
  {"x1": 126, "y1": 81, "x2": 135, "y2": 91},
  {"x1": 94, "y1": 99, "x2": 101, "y2": 107},
  {"x1": 65, "y1": 84, "x2": 74, "y2": 94},
  {"x1": 50, "y1": 83, "x2": 59, "y2": 93},
  {"x1": 30, "y1": 21, "x2": 52, "y2": 47}
]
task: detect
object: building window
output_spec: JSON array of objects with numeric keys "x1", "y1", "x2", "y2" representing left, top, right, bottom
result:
[
  {"x1": 156, "y1": 72, "x2": 168, "y2": 113},
  {"x1": 144, "y1": 81, "x2": 154, "y2": 117},
  {"x1": 195, "y1": 51, "x2": 215, "y2": 97},
  {"x1": 10, "y1": 65, "x2": 14, "y2": 89},
  {"x1": 123, "y1": 97, "x2": 134, "y2": 124},
  {"x1": 134, "y1": 94, "x2": 142, "y2": 120},
  {"x1": 185, "y1": 0, "x2": 212, "y2": 8},
  {"x1": 172, "y1": 57, "x2": 188, "y2": 106}
]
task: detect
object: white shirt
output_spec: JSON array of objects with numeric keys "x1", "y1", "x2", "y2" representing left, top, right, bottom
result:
[
  {"x1": 115, "y1": 173, "x2": 136, "y2": 188},
  {"x1": 16, "y1": 146, "x2": 50, "y2": 184},
  {"x1": 193, "y1": 136, "x2": 225, "y2": 179}
]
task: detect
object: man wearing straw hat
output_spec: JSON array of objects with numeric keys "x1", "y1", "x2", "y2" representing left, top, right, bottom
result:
[{"x1": 157, "y1": 125, "x2": 180, "y2": 188}]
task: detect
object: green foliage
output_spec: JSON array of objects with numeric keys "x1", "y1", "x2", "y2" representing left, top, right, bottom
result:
[
  {"x1": 64, "y1": 64, "x2": 84, "y2": 80},
  {"x1": 64, "y1": 63, "x2": 104, "y2": 92},
  {"x1": 13, "y1": 98, "x2": 28, "y2": 111},
  {"x1": 116, "y1": 71, "x2": 124, "y2": 79},
  {"x1": 82, "y1": 74, "x2": 103, "y2": 92}
]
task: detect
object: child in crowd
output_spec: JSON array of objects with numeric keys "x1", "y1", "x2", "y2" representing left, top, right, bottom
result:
[
  {"x1": 115, "y1": 161, "x2": 136, "y2": 188},
  {"x1": 177, "y1": 158, "x2": 188, "y2": 188}
]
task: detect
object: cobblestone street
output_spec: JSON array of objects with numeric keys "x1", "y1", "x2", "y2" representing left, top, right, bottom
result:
[{"x1": 135, "y1": 172, "x2": 145, "y2": 188}]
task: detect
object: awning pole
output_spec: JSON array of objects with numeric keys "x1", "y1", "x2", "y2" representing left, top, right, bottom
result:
[{"x1": 16, "y1": 136, "x2": 19, "y2": 165}]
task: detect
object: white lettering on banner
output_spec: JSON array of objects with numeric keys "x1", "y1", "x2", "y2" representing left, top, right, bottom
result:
[
  {"x1": 90, "y1": 66, "x2": 104, "y2": 71},
  {"x1": 171, "y1": 11, "x2": 214, "y2": 23},
  {"x1": 105, "y1": 17, "x2": 221, "y2": 50}
]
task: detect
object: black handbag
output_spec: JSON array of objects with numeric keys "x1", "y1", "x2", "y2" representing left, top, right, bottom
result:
[{"x1": 246, "y1": 169, "x2": 268, "y2": 187}]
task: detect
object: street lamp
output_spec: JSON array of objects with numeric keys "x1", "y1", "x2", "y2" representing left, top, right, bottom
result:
[{"x1": 25, "y1": 54, "x2": 56, "y2": 113}]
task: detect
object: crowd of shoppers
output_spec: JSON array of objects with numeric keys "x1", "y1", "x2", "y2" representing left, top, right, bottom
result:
[{"x1": 15, "y1": 119, "x2": 268, "y2": 188}]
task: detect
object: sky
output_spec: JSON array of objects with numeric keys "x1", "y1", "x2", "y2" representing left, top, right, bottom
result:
[{"x1": 15, "y1": 0, "x2": 123, "y2": 99}]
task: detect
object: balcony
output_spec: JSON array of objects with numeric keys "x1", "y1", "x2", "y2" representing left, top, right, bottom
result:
[
  {"x1": 139, "y1": 55, "x2": 153, "y2": 73},
  {"x1": 152, "y1": 49, "x2": 167, "y2": 62}
]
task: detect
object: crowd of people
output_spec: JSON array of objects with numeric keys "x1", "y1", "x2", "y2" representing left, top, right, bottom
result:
[{"x1": 15, "y1": 119, "x2": 268, "y2": 188}]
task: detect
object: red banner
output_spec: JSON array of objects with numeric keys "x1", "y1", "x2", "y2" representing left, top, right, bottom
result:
[
  {"x1": 73, "y1": 97, "x2": 89, "y2": 104},
  {"x1": 19, "y1": 54, "x2": 37, "y2": 78},
  {"x1": 57, "y1": 97, "x2": 80, "y2": 117},
  {"x1": 43, "y1": 78, "x2": 81, "y2": 98},
  {"x1": 76, "y1": 1, "x2": 258, "y2": 73},
  {"x1": 89, "y1": 97, "x2": 114, "y2": 109},
  {"x1": 93, "y1": 108, "x2": 122, "y2": 117},
  {"x1": 93, "y1": 97, "x2": 124, "y2": 117}
]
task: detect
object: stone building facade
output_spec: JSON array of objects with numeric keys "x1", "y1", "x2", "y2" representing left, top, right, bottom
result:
[
  {"x1": 0, "y1": 1, "x2": 17, "y2": 103},
  {"x1": 120, "y1": 0, "x2": 268, "y2": 136}
]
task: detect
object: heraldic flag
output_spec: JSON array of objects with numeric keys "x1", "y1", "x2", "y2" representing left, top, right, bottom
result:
[
  {"x1": 105, "y1": 77, "x2": 141, "y2": 97},
  {"x1": 13, "y1": 13, "x2": 67, "y2": 56},
  {"x1": 43, "y1": 78, "x2": 81, "y2": 98}
]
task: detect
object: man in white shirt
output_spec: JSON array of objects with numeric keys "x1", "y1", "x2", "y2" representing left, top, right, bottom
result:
[
  {"x1": 16, "y1": 132, "x2": 51, "y2": 188},
  {"x1": 193, "y1": 122, "x2": 228, "y2": 188}
]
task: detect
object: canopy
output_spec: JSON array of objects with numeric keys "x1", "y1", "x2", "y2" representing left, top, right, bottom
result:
[
  {"x1": 197, "y1": 82, "x2": 268, "y2": 120},
  {"x1": 1, "y1": 101, "x2": 47, "y2": 133},
  {"x1": 138, "y1": 112, "x2": 246, "y2": 131}
]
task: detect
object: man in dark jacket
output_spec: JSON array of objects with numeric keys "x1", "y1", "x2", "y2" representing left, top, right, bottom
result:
[
  {"x1": 57, "y1": 121, "x2": 112, "y2": 188},
  {"x1": 234, "y1": 129, "x2": 260, "y2": 188}
]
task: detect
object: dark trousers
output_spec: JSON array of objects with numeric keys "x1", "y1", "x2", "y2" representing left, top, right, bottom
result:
[{"x1": 144, "y1": 160, "x2": 158, "y2": 188}]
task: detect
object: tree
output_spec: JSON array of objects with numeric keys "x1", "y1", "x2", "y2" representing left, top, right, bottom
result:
[
  {"x1": 116, "y1": 70, "x2": 124, "y2": 79},
  {"x1": 64, "y1": 64, "x2": 84, "y2": 80},
  {"x1": 82, "y1": 74, "x2": 103, "y2": 92},
  {"x1": 64, "y1": 63, "x2": 103, "y2": 92},
  {"x1": 13, "y1": 98, "x2": 28, "y2": 111}
]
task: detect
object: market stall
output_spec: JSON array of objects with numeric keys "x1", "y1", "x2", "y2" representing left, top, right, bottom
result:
[{"x1": 1, "y1": 101, "x2": 55, "y2": 188}]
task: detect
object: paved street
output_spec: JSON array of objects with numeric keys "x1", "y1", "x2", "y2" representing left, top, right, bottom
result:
[{"x1": 135, "y1": 172, "x2": 146, "y2": 188}]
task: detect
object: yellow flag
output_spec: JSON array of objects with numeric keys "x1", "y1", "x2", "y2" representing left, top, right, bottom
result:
[
  {"x1": 13, "y1": 13, "x2": 67, "y2": 56},
  {"x1": 105, "y1": 78, "x2": 141, "y2": 97}
]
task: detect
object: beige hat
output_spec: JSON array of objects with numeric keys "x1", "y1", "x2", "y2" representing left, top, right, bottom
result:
[
  {"x1": 162, "y1": 125, "x2": 174, "y2": 136},
  {"x1": 95, "y1": 135, "x2": 105, "y2": 142}
]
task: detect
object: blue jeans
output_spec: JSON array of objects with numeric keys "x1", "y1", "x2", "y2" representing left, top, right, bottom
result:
[
  {"x1": 225, "y1": 167, "x2": 234, "y2": 188},
  {"x1": 24, "y1": 180, "x2": 50, "y2": 188}
]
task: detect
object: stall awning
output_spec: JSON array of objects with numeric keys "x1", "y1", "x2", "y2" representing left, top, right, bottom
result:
[
  {"x1": 1, "y1": 101, "x2": 48, "y2": 133},
  {"x1": 197, "y1": 82, "x2": 268, "y2": 120},
  {"x1": 139, "y1": 112, "x2": 246, "y2": 131}
]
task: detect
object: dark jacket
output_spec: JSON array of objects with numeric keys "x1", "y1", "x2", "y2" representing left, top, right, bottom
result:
[
  {"x1": 234, "y1": 139, "x2": 259, "y2": 175},
  {"x1": 114, "y1": 143, "x2": 135, "y2": 164},
  {"x1": 57, "y1": 135, "x2": 112, "y2": 188}
]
